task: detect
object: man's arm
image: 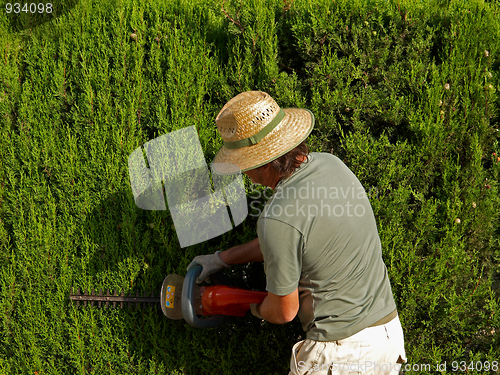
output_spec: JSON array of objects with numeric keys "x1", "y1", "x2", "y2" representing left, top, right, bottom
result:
[
  {"x1": 255, "y1": 288, "x2": 299, "y2": 324},
  {"x1": 220, "y1": 238, "x2": 299, "y2": 323},
  {"x1": 218, "y1": 237, "x2": 263, "y2": 264}
]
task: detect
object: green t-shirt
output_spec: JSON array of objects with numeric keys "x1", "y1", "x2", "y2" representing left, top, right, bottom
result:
[{"x1": 257, "y1": 152, "x2": 396, "y2": 341}]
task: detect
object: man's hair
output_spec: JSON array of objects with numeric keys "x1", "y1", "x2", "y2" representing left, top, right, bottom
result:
[{"x1": 261, "y1": 141, "x2": 310, "y2": 181}]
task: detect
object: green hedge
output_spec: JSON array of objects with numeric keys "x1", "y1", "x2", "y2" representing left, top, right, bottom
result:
[{"x1": 1, "y1": 0, "x2": 499, "y2": 373}]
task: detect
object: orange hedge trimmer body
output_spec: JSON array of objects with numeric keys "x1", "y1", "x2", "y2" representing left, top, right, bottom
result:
[{"x1": 161, "y1": 265, "x2": 266, "y2": 327}]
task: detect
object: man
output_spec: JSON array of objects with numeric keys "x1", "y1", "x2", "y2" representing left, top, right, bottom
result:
[{"x1": 188, "y1": 91, "x2": 406, "y2": 374}]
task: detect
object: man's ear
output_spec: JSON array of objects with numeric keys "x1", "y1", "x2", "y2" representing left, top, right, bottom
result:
[{"x1": 259, "y1": 163, "x2": 272, "y2": 171}]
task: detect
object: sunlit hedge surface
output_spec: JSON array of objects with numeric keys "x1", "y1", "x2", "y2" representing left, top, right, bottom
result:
[{"x1": 1, "y1": 0, "x2": 499, "y2": 373}]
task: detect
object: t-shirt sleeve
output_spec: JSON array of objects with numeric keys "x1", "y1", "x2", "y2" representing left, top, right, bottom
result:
[{"x1": 257, "y1": 217, "x2": 303, "y2": 296}]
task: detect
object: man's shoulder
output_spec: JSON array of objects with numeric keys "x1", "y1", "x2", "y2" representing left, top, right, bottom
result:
[
  {"x1": 309, "y1": 152, "x2": 344, "y2": 167},
  {"x1": 308, "y1": 152, "x2": 357, "y2": 179}
]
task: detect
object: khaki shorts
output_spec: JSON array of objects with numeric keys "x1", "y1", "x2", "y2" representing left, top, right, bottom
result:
[{"x1": 289, "y1": 316, "x2": 406, "y2": 375}]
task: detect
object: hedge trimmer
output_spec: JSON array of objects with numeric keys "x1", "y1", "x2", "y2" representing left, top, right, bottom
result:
[
  {"x1": 69, "y1": 289, "x2": 160, "y2": 309},
  {"x1": 69, "y1": 265, "x2": 267, "y2": 328}
]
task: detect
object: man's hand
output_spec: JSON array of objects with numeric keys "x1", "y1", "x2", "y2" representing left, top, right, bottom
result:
[
  {"x1": 250, "y1": 303, "x2": 263, "y2": 319},
  {"x1": 187, "y1": 251, "x2": 230, "y2": 283}
]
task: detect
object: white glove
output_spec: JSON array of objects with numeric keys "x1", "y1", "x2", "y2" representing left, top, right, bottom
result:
[
  {"x1": 187, "y1": 251, "x2": 230, "y2": 284},
  {"x1": 250, "y1": 303, "x2": 263, "y2": 320}
]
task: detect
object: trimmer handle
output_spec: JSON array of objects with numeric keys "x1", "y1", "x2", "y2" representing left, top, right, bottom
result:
[{"x1": 182, "y1": 265, "x2": 229, "y2": 328}]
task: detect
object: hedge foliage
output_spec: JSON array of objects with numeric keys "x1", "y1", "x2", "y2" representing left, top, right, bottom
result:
[{"x1": 1, "y1": 0, "x2": 499, "y2": 373}]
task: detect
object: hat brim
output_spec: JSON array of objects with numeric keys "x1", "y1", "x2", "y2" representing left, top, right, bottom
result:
[{"x1": 211, "y1": 108, "x2": 314, "y2": 175}]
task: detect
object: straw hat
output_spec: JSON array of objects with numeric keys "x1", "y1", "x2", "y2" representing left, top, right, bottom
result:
[{"x1": 211, "y1": 91, "x2": 314, "y2": 174}]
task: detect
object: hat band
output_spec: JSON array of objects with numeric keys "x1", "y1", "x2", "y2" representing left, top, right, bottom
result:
[{"x1": 224, "y1": 109, "x2": 285, "y2": 149}]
